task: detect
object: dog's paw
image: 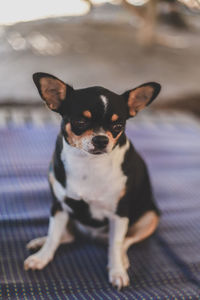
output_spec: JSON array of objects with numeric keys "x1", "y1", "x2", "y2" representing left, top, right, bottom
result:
[
  {"x1": 24, "y1": 251, "x2": 53, "y2": 271},
  {"x1": 109, "y1": 268, "x2": 130, "y2": 290},
  {"x1": 26, "y1": 237, "x2": 47, "y2": 250}
]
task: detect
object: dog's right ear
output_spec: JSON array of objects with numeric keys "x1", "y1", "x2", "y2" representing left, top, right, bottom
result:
[{"x1": 33, "y1": 72, "x2": 73, "y2": 113}]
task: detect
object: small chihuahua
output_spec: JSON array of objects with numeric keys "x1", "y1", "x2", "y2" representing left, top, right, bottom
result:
[{"x1": 24, "y1": 73, "x2": 161, "y2": 289}]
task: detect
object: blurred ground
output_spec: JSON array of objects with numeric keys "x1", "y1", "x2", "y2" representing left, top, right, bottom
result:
[{"x1": 0, "y1": 3, "x2": 200, "y2": 113}]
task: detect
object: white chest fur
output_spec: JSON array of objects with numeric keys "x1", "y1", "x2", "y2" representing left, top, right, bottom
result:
[{"x1": 61, "y1": 138, "x2": 129, "y2": 219}]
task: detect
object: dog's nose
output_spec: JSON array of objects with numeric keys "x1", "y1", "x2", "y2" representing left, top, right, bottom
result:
[{"x1": 92, "y1": 135, "x2": 109, "y2": 149}]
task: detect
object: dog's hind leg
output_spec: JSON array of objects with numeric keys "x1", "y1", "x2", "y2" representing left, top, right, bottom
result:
[
  {"x1": 26, "y1": 226, "x2": 74, "y2": 251},
  {"x1": 26, "y1": 236, "x2": 47, "y2": 250},
  {"x1": 119, "y1": 211, "x2": 159, "y2": 271},
  {"x1": 123, "y1": 210, "x2": 160, "y2": 253}
]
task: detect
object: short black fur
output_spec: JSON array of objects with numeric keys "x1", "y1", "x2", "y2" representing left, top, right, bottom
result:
[
  {"x1": 117, "y1": 142, "x2": 160, "y2": 225},
  {"x1": 65, "y1": 197, "x2": 108, "y2": 227},
  {"x1": 50, "y1": 133, "x2": 66, "y2": 188}
]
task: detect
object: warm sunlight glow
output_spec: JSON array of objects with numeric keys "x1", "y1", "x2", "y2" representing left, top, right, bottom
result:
[
  {"x1": 90, "y1": 0, "x2": 121, "y2": 4},
  {"x1": 126, "y1": 0, "x2": 149, "y2": 6},
  {"x1": 0, "y1": 0, "x2": 90, "y2": 25},
  {"x1": 178, "y1": 0, "x2": 200, "y2": 10}
]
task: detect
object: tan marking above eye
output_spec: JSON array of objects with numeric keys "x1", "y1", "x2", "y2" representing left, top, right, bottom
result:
[
  {"x1": 83, "y1": 110, "x2": 92, "y2": 119},
  {"x1": 111, "y1": 114, "x2": 119, "y2": 122}
]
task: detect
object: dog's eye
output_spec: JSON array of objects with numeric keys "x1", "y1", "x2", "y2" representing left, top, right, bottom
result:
[
  {"x1": 71, "y1": 119, "x2": 89, "y2": 130},
  {"x1": 112, "y1": 123, "x2": 123, "y2": 133}
]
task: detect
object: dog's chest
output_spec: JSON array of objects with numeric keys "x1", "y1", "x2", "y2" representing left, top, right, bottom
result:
[{"x1": 61, "y1": 139, "x2": 129, "y2": 219}]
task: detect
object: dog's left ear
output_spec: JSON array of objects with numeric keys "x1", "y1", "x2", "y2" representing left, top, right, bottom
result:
[
  {"x1": 122, "y1": 82, "x2": 161, "y2": 118},
  {"x1": 33, "y1": 72, "x2": 73, "y2": 113}
]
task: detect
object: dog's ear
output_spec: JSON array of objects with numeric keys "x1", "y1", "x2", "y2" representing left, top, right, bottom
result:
[
  {"x1": 33, "y1": 72, "x2": 73, "y2": 113},
  {"x1": 122, "y1": 82, "x2": 161, "y2": 118}
]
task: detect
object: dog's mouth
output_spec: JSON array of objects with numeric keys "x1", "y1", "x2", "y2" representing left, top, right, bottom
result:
[{"x1": 89, "y1": 149, "x2": 107, "y2": 155}]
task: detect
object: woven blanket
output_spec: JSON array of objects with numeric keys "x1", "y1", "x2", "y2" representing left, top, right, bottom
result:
[{"x1": 0, "y1": 115, "x2": 200, "y2": 299}]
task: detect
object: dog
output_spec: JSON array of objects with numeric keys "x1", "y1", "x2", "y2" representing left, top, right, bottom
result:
[{"x1": 24, "y1": 72, "x2": 161, "y2": 289}]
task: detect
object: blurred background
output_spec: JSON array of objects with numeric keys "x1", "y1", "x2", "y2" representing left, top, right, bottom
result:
[
  {"x1": 0, "y1": 0, "x2": 200, "y2": 124},
  {"x1": 1, "y1": 2, "x2": 200, "y2": 298}
]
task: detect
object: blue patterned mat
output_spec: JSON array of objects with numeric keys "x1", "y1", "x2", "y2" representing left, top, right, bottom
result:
[{"x1": 0, "y1": 117, "x2": 200, "y2": 299}]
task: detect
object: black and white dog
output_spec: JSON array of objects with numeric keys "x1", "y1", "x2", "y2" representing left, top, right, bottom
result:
[{"x1": 24, "y1": 73, "x2": 161, "y2": 289}]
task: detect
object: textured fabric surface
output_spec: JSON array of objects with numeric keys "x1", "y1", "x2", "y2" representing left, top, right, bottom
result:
[{"x1": 0, "y1": 117, "x2": 200, "y2": 299}]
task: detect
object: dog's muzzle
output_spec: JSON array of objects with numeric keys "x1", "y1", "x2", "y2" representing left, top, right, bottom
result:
[{"x1": 91, "y1": 135, "x2": 109, "y2": 154}]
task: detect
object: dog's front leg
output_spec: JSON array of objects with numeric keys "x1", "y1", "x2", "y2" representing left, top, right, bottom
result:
[
  {"x1": 24, "y1": 211, "x2": 68, "y2": 270},
  {"x1": 108, "y1": 215, "x2": 129, "y2": 290}
]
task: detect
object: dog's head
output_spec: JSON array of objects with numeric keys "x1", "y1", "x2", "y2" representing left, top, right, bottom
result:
[{"x1": 33, "y1": 73, "x2": 161, "y2": 155}]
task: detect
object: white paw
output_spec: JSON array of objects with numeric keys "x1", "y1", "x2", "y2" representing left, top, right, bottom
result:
[
  {"x1": 24, "y1": 251, "x2": 53, "y2": 271},
  {"x1": 26, "y1": 237, "x2": 47, "y2": 250},
  {"x1": 109, "y1": 268, "x2": 130, "y2": 290}
]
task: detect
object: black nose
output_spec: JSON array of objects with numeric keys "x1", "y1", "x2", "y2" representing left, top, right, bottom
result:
[{"x1": 92, "y1": 135, "x2": 109, "y2": 149}]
